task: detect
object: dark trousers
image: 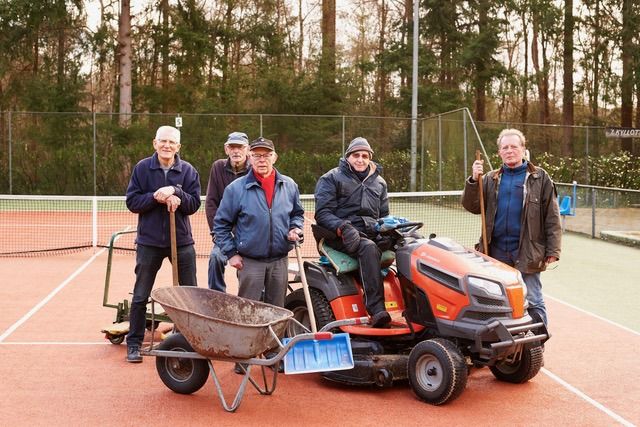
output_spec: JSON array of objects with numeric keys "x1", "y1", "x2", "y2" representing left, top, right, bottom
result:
[
  {"x1": 126, "y1": 244, "x2": 197, "y2": 347},
  {"x1": 326, "y1": 237, "x2": 386, "y2": 316}
]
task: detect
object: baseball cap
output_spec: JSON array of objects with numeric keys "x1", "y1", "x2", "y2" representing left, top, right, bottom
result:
[
  {"x1": 225, "y1": 132, "x2": 249, "y2": 146},
  {"x1": 249, "y1": 137, "x2": 275, "y2": 151}
]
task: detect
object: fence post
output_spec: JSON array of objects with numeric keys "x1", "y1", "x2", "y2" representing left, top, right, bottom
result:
[
  {"x1": 259, "y1": 114, "x2": 263, "y2": 136},
  {"x1": 420, "y1": 118, "x2": 425, "y2": 192},
  {"x1": 93, "y1": 112, "x2": 97, "y2": 196},
  {"x1": 342, "y1": 115, "x2": 345, "y2": 155},
  {"x1": 591, "y1": 187, "x2": 596, "y2": 238},
  {"x1": 585, "y1": 127, "x2": 590, "y2": 184},
  {"x1": 438, "y1": 115, "x2": 442, "y2": 191},
  {"x1": 8, "y1": 111, "x2": 12, "y2": 195},
  {"x1": 463, "y1": 111, "x2": 468, "y2": 178}
]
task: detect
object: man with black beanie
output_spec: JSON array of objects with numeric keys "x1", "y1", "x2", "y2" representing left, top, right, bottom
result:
[{"x1": 314, "y1": 137, "x2": 392, "y2": 327}]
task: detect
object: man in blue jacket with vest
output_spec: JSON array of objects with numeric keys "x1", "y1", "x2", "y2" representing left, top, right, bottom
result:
[{"x1": 124, "y1": 125, "x2": 201, "y2": 363}]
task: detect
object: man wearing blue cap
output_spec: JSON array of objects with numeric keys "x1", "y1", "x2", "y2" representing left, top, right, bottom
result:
[{"x1": 205, "y1": 131, "x2": 250, "y2": 292}]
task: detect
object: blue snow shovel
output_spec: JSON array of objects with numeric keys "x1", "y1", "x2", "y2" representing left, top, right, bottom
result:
[{"x1": 282, "y1": 242, "x2": 357, "y2": 374}]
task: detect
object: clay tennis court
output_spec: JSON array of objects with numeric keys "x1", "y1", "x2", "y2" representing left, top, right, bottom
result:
[{"x1": 0, "y1": 232, "x2": 638, "y2": 426}]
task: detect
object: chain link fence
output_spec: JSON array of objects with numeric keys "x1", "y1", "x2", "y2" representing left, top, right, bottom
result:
[{"x1": 1, "y1": 110, "x2": 637, "y2": 196}]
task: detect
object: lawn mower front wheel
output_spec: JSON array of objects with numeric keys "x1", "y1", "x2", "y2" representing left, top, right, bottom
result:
[{"x1": 408, "y1": 338, "x2": 468, "y2": 405}]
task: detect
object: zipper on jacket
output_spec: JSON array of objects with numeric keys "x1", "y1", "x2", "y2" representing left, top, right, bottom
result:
[{"x1": 268, "y1": 208, "x2": 273, "y2": 258}]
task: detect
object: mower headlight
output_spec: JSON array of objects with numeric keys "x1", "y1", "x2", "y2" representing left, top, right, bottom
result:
[
  {"x1": 518, "y1": 272, "x2": 528, "y2": 299},
  {"x1": 468, "y1": 276, "x2": 503, "y2": 296}
]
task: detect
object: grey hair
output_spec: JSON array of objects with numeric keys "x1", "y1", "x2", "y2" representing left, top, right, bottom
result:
[
  {"x1": 496, "y1": 128, "x2": 526, "y2": 147},
  {"x1": 155, "y1": 125, "x2": 181, "y2": 143}
]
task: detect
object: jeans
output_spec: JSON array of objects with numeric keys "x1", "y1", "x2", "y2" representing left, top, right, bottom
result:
[
  {"x1": 237, "y1": 256, "x2": 288, "y2": 307},
  {"x1": 126, "y1": 244, "x2": 197, "y2": 347},
  {"x1": 489, "y1": 245, "x2": 548, "y2": 325},
  {"x1": 207, "y1": 244, "x2": 228, "y2": 292}
]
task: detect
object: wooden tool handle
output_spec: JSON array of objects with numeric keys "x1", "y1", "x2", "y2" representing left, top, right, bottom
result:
[
  {"x1": 476, "y1": 150, "x2": 489, "y2": 255},
  {"x1": 170, "y1": 210, "x2": 178, "y2": 286}
]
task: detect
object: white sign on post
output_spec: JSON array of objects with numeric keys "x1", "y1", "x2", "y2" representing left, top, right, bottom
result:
[{"x1": 175, "y1": 116, "x2": 183, "y2": 128}]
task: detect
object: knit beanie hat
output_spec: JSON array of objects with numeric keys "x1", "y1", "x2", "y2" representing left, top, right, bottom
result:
[{"x1": 345, "y1": 137, "x2": 374, "y2": 157}]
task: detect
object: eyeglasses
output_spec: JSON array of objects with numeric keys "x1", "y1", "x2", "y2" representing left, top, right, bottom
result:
[
  {"x1": 350, "y1": 153, "x2": 370, "y2": 159},
  {"x1": 251, "y1": 153, "x2": 273, "y2": 160},
  {"x1": 157, "y1": 139, "x2": 179, "y2": 146}
]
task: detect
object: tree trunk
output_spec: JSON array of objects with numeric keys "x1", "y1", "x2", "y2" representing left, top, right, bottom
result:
[
  {"x1": 531, "y1": 15, "x2": 550, "y2": 152},
  {"x1": 620, "y1": 0, "x2": 634, "y2": 153},
  {"x1": 118, "y1": 0, "x2": 132, "y2": 127},
  {"x1": 56, "y1": 0, "x2": 66, "y2": 89},
  {"x1": 376, "y1": 0, "x2": 388, "y2": 119},
  {"x1": 161, "y1": 0, "x2": 169, "y2": 113},
  {"x1": 521, "y1": 8, "x2": 528, "y2": 124},
  {"x1": 562, "y1": 0, "x2": 574, "y2": 157},
  {"x1": 474, "y1": 0, "x2": 488, "y2": 122},
  {"x1": 321, "y1": 0, "x2": 337, "y2": 104},
  {"x1": 298, "y1": 0, "x2": 304, "y2": 73}
]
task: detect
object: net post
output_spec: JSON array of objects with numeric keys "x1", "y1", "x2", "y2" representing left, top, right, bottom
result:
[{"x1": 92, "y1": 196, "x2": 98, "y2": 248}]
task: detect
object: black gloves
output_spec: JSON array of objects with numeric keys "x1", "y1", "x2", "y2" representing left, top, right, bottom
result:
[
  {"x1": 339, "y1": 222, "x2": 361, "y2": 253},
  {"x1": 376, "y1": 235, "x2": 396, "y2": 252}
]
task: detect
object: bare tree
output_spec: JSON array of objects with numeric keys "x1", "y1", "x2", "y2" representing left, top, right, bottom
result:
[
  {"x1": 562, "y1": 0, "x2": 574, "y2": 157},
  {"x1": 620, "y1": 0, "x2": 634, "y2": 153},
  {"x1": 118, "y1": 0, "x2": 132, "y2": 127}
]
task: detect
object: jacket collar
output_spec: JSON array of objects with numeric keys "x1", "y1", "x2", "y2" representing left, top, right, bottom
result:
[
  {"x1": 339, "y1": 157, "x2": 381, "y2": 181},
  {"x1": 493, "y1": 160, "x2": 538, "y2": 180},
  {"x1": 224, "y1": 157, "x2": 249, "y2": 175},
  {"x1": 245, "y1": 167, "x2": 283, "y2": 188},
  {"x1": 150, "y1": 152, "x2": 182, "y2": 171}
]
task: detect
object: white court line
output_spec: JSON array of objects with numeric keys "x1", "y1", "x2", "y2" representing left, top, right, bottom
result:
[
  {"x1": 0, "y1": 248, "x2": 106, "y2": 343},
  {"x1": 542, "y1": 368, "x2": 636, "y2": 427},
  {"x1": 545, "y1": 293, "x2": 640, "y2": 336}
]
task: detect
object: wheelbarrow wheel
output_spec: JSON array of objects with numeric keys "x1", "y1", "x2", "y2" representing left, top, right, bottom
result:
[
  {"x1": 156, "y1": 333, "x2": 209, "y2": 395},
  {"x1": 284, "y1": 288, "x2": 335, "y2": 336}
]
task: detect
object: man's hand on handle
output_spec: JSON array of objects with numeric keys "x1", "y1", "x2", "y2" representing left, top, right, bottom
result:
[{"x1": 472, "y1": 160, "x2": 484, "y2": 182}]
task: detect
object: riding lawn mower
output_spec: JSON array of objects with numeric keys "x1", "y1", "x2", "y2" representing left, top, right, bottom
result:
[{"x1": 285, "y1": 219, "x2": 549, "y2": 405}]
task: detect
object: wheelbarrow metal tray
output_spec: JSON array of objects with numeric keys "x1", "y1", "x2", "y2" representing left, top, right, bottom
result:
[{"x1": 151, "y1": 287, "x2": 293, "y2": 359}]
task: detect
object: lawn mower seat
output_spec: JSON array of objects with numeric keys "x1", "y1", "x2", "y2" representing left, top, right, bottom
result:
[{"x1": 317, "y1": 238, "x2": 395, "y2": 274}]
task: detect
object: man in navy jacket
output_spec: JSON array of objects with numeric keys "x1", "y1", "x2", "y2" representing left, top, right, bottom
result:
[{"x1": 124, "y1": 125, "x2": 201, "y2": 363}]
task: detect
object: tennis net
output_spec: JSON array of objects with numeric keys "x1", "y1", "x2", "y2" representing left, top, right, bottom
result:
[{"x1": 0, "y1": 192, "x2": 480, "y2": 257}]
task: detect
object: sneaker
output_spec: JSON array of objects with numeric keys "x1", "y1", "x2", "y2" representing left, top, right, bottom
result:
[
  {"x1": 126, "y1": 345, "x2": 142, "y2": 363},
  {"x1": 234, "y1": 363, "x2": 247, "y2": 375},
  {"x1": 371, "y1": 311, "x2": 392, "y2": 328}
]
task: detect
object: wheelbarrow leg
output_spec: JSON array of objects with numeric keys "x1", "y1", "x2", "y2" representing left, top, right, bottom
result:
[
  {"x1": 206, "y1": 361, "x2": 278, "y2": 412},
  {"x1": 207, "y1": 361, "x2": 253, "y2": 412}
]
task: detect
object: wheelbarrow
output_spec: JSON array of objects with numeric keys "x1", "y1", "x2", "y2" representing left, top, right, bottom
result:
[{"x1": 145, "y1": 286, "x2": 368, "y2": 412}]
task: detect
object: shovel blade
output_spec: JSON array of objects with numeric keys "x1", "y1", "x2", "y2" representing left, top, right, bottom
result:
[{"x1": 283, "y1": 333, "x2": 354, "y2": 375}]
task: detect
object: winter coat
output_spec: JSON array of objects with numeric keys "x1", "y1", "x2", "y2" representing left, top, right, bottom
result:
[
  {"x1": 204, "y1": 157, "x2": 249, "y2": 234},
  {"x1": 315, "y1": 158, "x2": 389, "y2": 236},
  {"x1": 126, "y1": 153, "x2": 201, "y2": 248},
  {"x1": 214, "y1": 168, "x2": 304, "y2": 260},
  {"x1": 461, "y1": 162, "x2": 561, "y2": 273}
]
